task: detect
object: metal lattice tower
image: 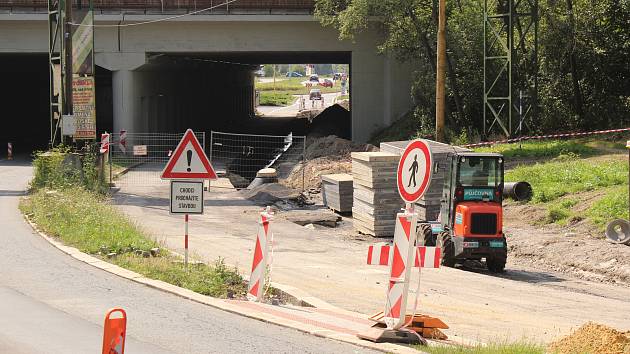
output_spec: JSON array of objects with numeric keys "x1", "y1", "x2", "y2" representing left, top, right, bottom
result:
[
  {"x1": 48, "y1": 0, "x2": 66, "y2": 146},
  {"x1": 483, "y1": 0, "x2": 539, "y2": 138}
]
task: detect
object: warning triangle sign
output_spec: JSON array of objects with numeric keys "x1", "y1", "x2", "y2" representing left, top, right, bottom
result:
[{"x1": 161, "y1": 129, "x2": 217, "y2": 180}]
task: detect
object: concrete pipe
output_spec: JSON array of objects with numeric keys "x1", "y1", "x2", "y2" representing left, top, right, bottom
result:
[
  {"x1": 503, "y1": 181, "x2": 533, "y2": 201},
  {"x1": 605, "y1": 219, "x2": 630, "y2": 244}
]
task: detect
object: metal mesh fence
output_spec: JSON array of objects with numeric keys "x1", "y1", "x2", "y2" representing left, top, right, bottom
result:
[
  {"x1": 108, "y1": 132, "x2": 205, "y2": 186},
  {"x1": 210, "y1": 131, "x2": 306, "y2": 190}
]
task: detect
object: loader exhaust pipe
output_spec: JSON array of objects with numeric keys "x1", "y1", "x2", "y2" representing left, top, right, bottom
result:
[{"x1": 503, "y1": 181, "x2": 532, "y2": 201}]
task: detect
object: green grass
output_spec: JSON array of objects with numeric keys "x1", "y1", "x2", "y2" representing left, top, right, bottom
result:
[
  {"x1": 336, "y1": 94, "x2": 349, "y2": 101},
  {"x1": 114, "y1": 255, "x2": 246, "y2": 297},
  {"x1": 587, "y1": 185, "x2": 629, "y2": 229},
  {"x1": 545, "y1": 198, "x2": 579, "y2": 224},
  {"x1": 255, "y1": 77, "x2": 341, "y2": 94},
  {"x1": 20, "y1": 188, "x2": 246, "y2": 298},
  {"x1": 475, "y1": 140, "x2": 598, "y2": 159},
  {"x1": 506, "y1": 158, "x2": 628, "y2": 203},
  {"x1": 259, "y1": 91, "x2": 297, "y2": 106},
  {"x1": 20, "y1": 188, "x2": 156, "y2": 254},
  {"x1": 419, "y1": 341, "x2": 544, "y2": 354}
]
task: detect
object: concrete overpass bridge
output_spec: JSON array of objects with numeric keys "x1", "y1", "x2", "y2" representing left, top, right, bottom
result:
[{"x1": 0, "y1": 0, "x2": 413, "y2": 149}]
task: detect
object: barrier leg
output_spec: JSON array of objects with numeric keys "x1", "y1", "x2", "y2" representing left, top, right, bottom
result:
[
  {"x1": 7, "y1": 142, "x2": 13, "y2": 160},
  {"x1": 384, "y1": 210, "x2": 418, "y2": 329},
  {"x1": 247, "y1": 208, "x2": 273, "y2": 302}
]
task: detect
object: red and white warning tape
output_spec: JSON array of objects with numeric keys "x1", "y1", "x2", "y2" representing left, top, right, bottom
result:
[
  {"x1": 367, "y1": 243, "x2": 441, "y2": 269},
  {"x1": 463, "y1": 127, "x2": 630, "y2": 148}
]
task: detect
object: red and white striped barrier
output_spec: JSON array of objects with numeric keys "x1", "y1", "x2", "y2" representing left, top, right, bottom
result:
[
  {"x1": 247, "y1": 208, "x2": 273, "y2": 302},
  {"x1": 463, "y1": 127, "x2": 630, "y2": 148},
  {"x1": 384, "y1": 212, "x2": 417, "y2": 329},
  {"x1": 7, "y1": 142, "x2": 13, "y2": 160},
  {"x1": 118, "y1": 129, "x2": 127, "y2": 153},
  {"x1": 100, "y1": 133, "x2": 110, "y2": 154},
  {"x1": 367, "y1": 243, "x2": 441, "y2": 269}
]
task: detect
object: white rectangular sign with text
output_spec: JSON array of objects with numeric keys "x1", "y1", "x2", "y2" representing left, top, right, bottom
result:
[{"x1": 170, "y1": 181, "x2": 204, "y2": 215}]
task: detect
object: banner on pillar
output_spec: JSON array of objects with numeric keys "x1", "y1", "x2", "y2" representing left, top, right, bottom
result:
[
  {"x1": 72, "y1": 76, "x2": 96, "y2": 139},
  {"x1": 71, "y1": 3, "x2": 96, "y2": 139},
  {"x1": 72, "y1": 8, "x2": 94, "y2": 76}
]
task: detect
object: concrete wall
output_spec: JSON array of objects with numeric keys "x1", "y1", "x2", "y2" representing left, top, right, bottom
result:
[{"x1": 0, "y1": 14, "x2": 414, "y2": 142}]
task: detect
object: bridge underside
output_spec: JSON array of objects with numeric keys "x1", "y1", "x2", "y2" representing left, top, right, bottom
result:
[{"x1": 0, "y1": 14, "x2": 414, "y2": 147}]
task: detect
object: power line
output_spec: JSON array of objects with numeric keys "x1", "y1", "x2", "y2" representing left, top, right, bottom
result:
[{"x1": 68, "y1": 0, "x2": 238, "y2": 28}]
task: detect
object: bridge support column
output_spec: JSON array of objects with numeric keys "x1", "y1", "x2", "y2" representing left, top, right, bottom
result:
[{"x1": 112, "y1": 69, "x2": 137, "y2": 135}]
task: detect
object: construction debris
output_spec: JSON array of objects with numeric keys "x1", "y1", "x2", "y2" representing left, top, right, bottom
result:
[
  {"x1": 281, "y1": 135, "x2": 376, "y2": 191},
  {"x1": 241, "y1": 183, "x2": 301, "y2": 204},
  {"x1": 321, "y1": 174, "x2": 353, "y2": 213},
  {"x1": 351, "y1": 152, "x2": 402, "y2": 237},
  {"x1": 281, "y1": 209, "x2": 341, "y2": 228},
  {"x1": 548, "y1": 322, "x2": 630, "y2": 354}
]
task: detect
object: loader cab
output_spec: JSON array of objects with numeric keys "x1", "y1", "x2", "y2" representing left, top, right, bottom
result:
[{"x1": 440, "y1": 153, "x2": 504, "y2": 230}]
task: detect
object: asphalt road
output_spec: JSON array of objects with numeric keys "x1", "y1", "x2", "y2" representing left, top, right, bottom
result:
[{"x1": 0, "y1": 156, "x2": 371, "y2": 354}]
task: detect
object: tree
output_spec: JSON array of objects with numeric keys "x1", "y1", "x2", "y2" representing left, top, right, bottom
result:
[{"x1": 315, "y1": 0, "x2": 630, "y2": 141}]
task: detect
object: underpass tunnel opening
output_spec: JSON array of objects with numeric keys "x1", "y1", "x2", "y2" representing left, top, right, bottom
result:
[
  {"x1": 116, "y1": 52, "x2": 351, "y2": 140},
  {"x1": 1, "y1": 54, "x2": 50, "y2": 155}
]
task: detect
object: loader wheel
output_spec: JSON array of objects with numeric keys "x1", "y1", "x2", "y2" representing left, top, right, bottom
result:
[
  {"x1": 437, "y1": 232, "x2": 455, "y2": 267},
  {"x1": 486, "y1": 253, "x2": 507, "y2": 273},
  {"x1": 417, "y1": 223, "x2": 435, "y2": 246}
]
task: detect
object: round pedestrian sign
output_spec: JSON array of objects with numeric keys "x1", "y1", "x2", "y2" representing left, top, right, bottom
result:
[{"x1": 397, "y1": 139, "x2": 433, "y2": 203}]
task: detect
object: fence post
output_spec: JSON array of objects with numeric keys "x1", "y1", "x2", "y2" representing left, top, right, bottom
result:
[
  {"x1": 302, "y1": 135, "x2": 307, "y2": 193},
  {"x1": 209, "y1": 131, "x2": 214, "y2": 166}
]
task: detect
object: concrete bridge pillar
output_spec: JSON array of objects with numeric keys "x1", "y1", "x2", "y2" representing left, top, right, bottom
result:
[
  {"x1": 112, "y1": 69, "x2": 136, "y2": 135},
  {"x1": 95, "y1": 52, "x2": 146, "y2": 135}
]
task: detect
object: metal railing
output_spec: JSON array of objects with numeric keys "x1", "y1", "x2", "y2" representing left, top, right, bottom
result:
[{"x1": 209, "y1": 130, "x2": 306, "y2": 190}]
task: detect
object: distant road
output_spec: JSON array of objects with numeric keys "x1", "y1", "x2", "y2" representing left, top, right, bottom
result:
[
  {"x1": 257, "y1": 91, "x2": 342, "y2": 117},
  {"x1": 0, "y1": 157, "x2": 370, "y2": 354}
]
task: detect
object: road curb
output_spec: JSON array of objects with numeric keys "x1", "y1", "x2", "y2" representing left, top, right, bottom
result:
[{"x1": 23, "y1": 215, "x2": 423, "y2": 354}]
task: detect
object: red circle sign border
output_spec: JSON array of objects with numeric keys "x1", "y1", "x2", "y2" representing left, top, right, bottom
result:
[{"x1": 397, "y1": 139, "x2": 433, "y2": 203}]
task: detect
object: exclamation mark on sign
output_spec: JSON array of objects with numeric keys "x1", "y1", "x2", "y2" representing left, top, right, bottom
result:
[{"x1": 186, "y1": 150, "x2": 192, "y2": 172}]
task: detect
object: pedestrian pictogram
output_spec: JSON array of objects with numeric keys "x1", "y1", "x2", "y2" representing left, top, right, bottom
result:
[
  {"x1": 102, "y1": 308, "x2": 126, "y2": 354},
  {"x1": 397, "y1": 139, "x2": 433, "y2": 203},
  {"x1": 161, "y1": 129, "x2": 217, "y2": 180}
]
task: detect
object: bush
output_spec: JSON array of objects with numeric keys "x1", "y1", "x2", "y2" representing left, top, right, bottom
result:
[{"x1": 31, "y1": 145, "x2": 106, "y2": 193}]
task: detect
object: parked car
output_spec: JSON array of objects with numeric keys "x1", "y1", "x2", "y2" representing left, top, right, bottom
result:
[
  {"x1": 286, "y1": 71, "x2": 304, "y2": 77},
  {"x1": 319, "y1": 78, "x2": 334, "y2": 88},
  {"x1": 309, "y1": 74, "x2": 320, "y2": 82},
  {"x1": 309, "y1": 88, "x2": 322, "y2": 100}
]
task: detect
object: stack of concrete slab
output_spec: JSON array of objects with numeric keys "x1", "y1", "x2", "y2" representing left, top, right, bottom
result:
[
  {"x1": 351, "y1": 152, "x2": 403, "y2": 237},
  {"x1": 321, "y1": 174, "x2": 354, "y2": 213},
  {"x1": 380, "y1": 140, "x2": 470, "y2": 221}
]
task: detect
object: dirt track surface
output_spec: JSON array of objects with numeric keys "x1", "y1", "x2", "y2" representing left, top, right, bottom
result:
[{"x1": 113, "y1": 169, "x2": 630, "y2": 344}]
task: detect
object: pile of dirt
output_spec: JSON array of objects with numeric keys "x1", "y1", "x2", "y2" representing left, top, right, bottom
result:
[
  {"x1": 308, "y1": 104, "x2": 351, "y2": 139},
  {"x1": 281, "y1": 135, "x2": 377, "y2": 191},
  {"x1": 304, "y1": 135, "x2": 377, "y2": 160},
  {"x1": 548, "y1": 322, "x2": 630, "y2": 354}
]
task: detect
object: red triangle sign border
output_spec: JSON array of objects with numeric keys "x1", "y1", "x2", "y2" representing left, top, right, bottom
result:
[{"x1": 161, "y1": 129, "x2": 218, "y2": 180}]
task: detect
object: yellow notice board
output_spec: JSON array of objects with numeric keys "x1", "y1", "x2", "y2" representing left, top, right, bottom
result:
[{"x1": 72, "y1": 76, "x2": 96, "y2": 139}]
